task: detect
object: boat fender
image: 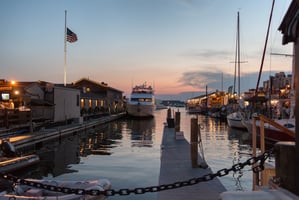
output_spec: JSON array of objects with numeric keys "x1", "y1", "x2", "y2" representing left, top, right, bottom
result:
[
  {"x1": 99, "y1": 179, "x2": 111, "y2": 189},
  {"x1": 284, "y1": 123, "x2": 295, "y2": 128},
  {"x1": 1, "y1": 141, "x2": 17, "y2": 157},
  {"x1": 87, "y1": 185, "x2": 104, "y2": 191}
]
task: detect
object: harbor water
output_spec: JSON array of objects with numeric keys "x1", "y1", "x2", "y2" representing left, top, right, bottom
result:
[{"x1": 16, "y1": 108, "x2": 254, "y2": 199}]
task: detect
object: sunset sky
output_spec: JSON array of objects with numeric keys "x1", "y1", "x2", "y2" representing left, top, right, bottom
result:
[{"x1": 0, "y1": 0, "x2": 293, "y2": 98}]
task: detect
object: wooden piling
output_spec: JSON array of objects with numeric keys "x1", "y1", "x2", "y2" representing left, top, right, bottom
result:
[
  {"x1": 175, "y1": 111, "x2": 180, "y2": 132},
  {"x1": 166, "y1": 108, "x2": 174, "y2": 128},
  {"x1": 275, "y1": 141, "x2": 296, "y2": 194},
  {"x1": 190, "y1": 118, "x2": 198, "y2": 168}
]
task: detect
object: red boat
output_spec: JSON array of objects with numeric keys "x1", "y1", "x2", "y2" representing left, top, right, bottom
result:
[{"x1": 244, "y1": 115, "x2": 295, "y2": 143}]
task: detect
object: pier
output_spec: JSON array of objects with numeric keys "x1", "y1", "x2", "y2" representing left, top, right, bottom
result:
[
  {"x1": 7, "y1": 113, "x2": 126, "y2": 149},
  {"x1": 158, "y1": 114, "x2": 226, "y2": 200}
]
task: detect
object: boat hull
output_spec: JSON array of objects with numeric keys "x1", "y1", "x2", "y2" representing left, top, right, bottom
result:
[
  {"x1": 127, "y1": 103, "x2": 155, "y2": 117},
  {"x1": 0, "y1": 155, "x2": 40, "y2": 173},
  {"x1": 1, "y1": 178, "x2": 111, "y2": 200},
  {"x1": 244, "y1": 118, "x2": 295, "y2": 143}
]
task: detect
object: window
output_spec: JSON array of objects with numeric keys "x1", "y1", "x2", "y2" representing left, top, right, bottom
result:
[{"x1": 80, "y1": 99, "x2": 84, "y2": 107}]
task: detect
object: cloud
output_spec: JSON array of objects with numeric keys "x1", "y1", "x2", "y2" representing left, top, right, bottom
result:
[
  {"x1": 178, "y1": 70, "x2": 233, "y2": 91},
  {"x1": 178, "y1": 69, "x2": 292, "y2": 93},
  {"x1": 181, "y1": 49, "x2": 233, "y2": 59}
]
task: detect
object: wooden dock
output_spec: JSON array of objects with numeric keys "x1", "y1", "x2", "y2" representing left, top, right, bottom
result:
[
  {"x1": 8, "y1": 113, "x2": 125, "y2": 149},
  {"x1": 158, "y1": 125, "x2": 226, "y2": 200}
]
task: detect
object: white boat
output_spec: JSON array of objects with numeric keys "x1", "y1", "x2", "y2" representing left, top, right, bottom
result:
[
  {"x1": 227, "y1": 111, "x2": 247, "y2": 129},
  {"x1": 126, "y1": 83, "x2": 156, "y2": 117},
  {"x1": 226, "y1": 12, "x2": 246, "y2": 130},
  {"x1": 1, "y1": 178, "x2": 111, "y2": 200}
]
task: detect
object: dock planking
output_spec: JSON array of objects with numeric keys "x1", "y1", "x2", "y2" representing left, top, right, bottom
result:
[{"x1": 158, "y1": 126, "x2": 226, "y2": 200}]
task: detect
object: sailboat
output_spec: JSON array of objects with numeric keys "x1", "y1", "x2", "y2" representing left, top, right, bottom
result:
[{"x1": 226, "y1": 12, "x2": 247, "y2": 129}]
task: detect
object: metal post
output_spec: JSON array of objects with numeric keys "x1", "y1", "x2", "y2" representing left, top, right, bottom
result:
[{"x1": 294, "y1": 36, "x2": 299, "y2": 196}]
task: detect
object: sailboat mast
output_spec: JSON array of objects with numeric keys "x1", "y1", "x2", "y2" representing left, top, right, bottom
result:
[
  {"x1": 254, "y1": 0, "x2": 275, "y2": 97},
  {"x1": 237, "y1": 12, "x2": 240, "y2": 98},
  {"x1": 233, "y1": 12, "x2": 240, "y2": 97},
  {"x1": 233, "y1": 21, "x2": 237, "y2": 95}
]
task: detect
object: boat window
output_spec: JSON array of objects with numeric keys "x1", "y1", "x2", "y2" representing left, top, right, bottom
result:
[{"x1": 131, "y1": 98, "x2": 152, "y2": 102}]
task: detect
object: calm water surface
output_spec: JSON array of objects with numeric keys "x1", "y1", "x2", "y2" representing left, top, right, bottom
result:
[{"x1": 17, "y1": 108, "x2": 254, "y2": 199}]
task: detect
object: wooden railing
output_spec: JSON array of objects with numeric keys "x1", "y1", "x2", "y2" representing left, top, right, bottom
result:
[
  {"x1": 0, "y1": 109, "x2": 31, "y2": 129},
  {"x1": 251, "y1": 114, "x2": 295, "y2": 190}
]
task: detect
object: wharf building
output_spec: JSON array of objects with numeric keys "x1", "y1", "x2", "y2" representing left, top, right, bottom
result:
[
  {"x1": 0, "y1": 78, "x2": 124, "y2": 132},
  {"x1": 186, "y1": 71, "x2": 293, "y2": 117}
]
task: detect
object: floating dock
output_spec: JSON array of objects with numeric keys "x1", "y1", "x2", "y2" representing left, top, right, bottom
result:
[{"x1": 158, "y1": 125, "x2": 226, "y2": 200}]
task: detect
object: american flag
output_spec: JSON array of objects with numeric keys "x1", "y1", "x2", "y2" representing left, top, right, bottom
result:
[{"x1": 66, "y1": 28, "x2": 78, "y2": 43}]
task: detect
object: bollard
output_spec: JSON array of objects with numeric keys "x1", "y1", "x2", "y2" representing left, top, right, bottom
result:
[
  {"x1": 274, "y1": 141, "x2": 296, "y2": 194},
  {"x1": 175, "y1": 111, "x2": 180, "y2": 132},
  {"x1": 190, "y1": 118, "x2": 198, "y2": 168}
]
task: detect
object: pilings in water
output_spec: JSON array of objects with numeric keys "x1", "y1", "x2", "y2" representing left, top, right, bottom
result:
[
  {"x1": 174, "y1": 111, "x2": 180, "y2": 132},
  {"x1": 190, "y1": 117, "x2": 208, "y2": 169},
  {"x1": 166, "y1": 108, "x2": 174, "y2": 128}
]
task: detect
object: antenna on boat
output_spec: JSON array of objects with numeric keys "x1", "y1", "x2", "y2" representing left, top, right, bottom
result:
[{"x1": 270, "y1": 52, "x2": 293, "y2": 57}]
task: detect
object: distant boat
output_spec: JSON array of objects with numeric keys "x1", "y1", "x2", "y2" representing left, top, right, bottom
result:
[
  {"x1": 1, "y1": 178, "x2": 110, "y2": 200},
  {"x1": 127, "y1": 83, "x2": 156, "y2": 117},
  {"x1": 187, "y1": 106, "x2": 203, "y2": 114},
  {"x1": 155, "y1": 99, "x2": 168, "y2": 110},
  {"x1": 227, "y1": 111, "x2": 247, "y2": 129}
]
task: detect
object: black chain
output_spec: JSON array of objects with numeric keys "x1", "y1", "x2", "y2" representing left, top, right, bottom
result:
[{"x1": 0, "y1": 149, "x2": 273, "y2": 197}]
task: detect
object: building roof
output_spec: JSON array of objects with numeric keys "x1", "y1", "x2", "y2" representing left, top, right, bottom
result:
[
  {"x1": 73, "y1": 77, "x2": 123, "y2": 93},
  {"x1": 187, "y1": 92, "x2": 216, "y2": 100},
  {"x1": 279, "y1": 0, "x2": 299, "y2": 44}
]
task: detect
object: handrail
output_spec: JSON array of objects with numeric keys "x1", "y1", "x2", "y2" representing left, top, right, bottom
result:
[
  {"x1": 259, "y1": 114, "x2": 295, "y2": 139},
  {"x1": 252, "y1": 114, "x2": 295, "y2": 190}
]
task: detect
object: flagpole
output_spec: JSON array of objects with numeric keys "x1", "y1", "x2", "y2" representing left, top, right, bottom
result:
[{"x1": 64, "y1": 10, "x2": 67, "y2": 86}]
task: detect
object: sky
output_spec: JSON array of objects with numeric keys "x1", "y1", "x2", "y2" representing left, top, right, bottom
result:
[{"x1": 0, "y1": 0, "x2": 294, "y2": 100}]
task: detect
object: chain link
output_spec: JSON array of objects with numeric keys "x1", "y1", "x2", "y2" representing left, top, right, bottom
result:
[{"x1": 0, "y1": 148, "x2": 273, "y2": 197}]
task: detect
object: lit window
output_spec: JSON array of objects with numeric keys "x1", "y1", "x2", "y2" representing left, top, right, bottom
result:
[{"x1": 80, "y1": 99, "x2": 84, "y2": 107}]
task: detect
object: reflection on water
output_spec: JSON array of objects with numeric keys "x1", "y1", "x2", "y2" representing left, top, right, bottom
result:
[
  {"x1": 15, "y1": 108, "x2": 255, "y2": 199},
  {"x1": 172, "y1": 111, "x2": 253, "y2": 192},
  {"x1": 126, "y1": 118, "x2": 155, "y2": 147}
]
